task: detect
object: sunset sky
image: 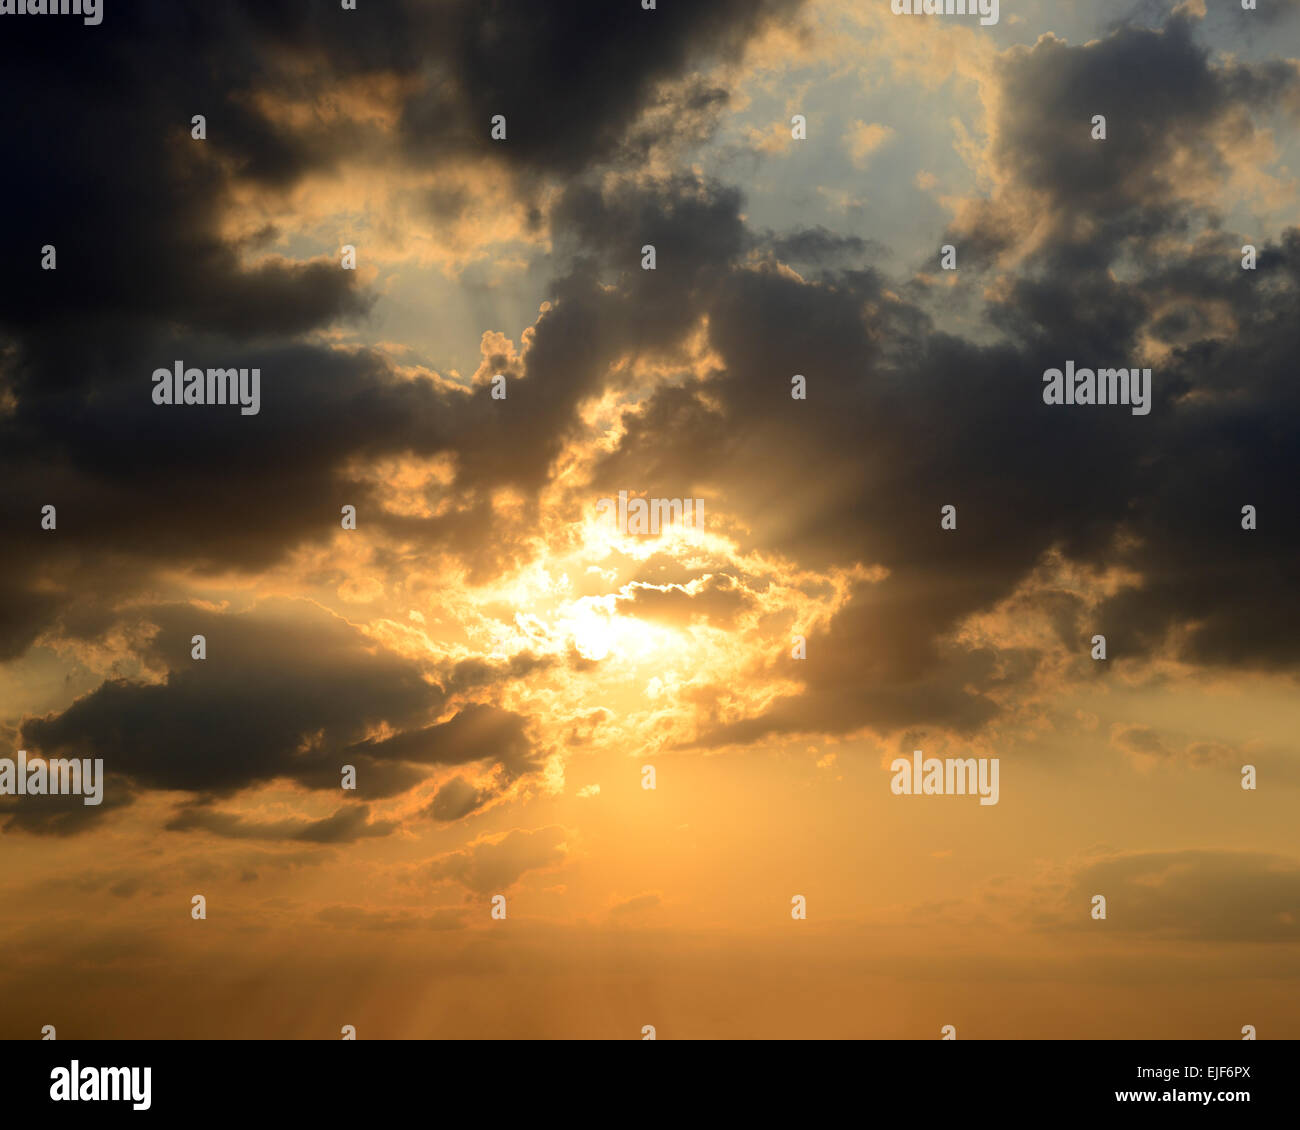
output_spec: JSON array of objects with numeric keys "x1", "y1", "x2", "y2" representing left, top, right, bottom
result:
[{"x1": 1, "y1": 0, "x2": 1298, "y2": 1039}]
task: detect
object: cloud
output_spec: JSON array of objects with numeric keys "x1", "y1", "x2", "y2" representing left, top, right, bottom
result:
[
  {"x1": 165, "y1": 801, "x2": 397, "y2": 844},
  {"x1": 344, "y1": 703, "x2": 540, "y2": 780},
  {"x1": 614, "y1": 575, "x2": 756, "y2": 626},
  {"x1": 844, "y1": 120, "x2": 894, "y2": 168},
  {"x1": 0, "y1": 773, "x2": 137, "y2": 838},
  {"x1": 558, "y1": 11, "x2": 1300, "y2": 746},
  {"x1": 1066, "y1": 851, "x2": 1300, "y2": 942},
  {"x1": 425, "y1": 776, "x2": 492, "y2": 822},
  {"x1": 608, "y1": 891, "x2": 662, "y2": 920},
  {"x1": 317, "y1": 905, "x2": 466, "y2": 932},
  {"x1": 0, "y1": 0, "x2": 809, "y2": 661},
  {"x1": 21, "y1": 601, "x2": 443, "y2": 795},
  {"x1": 953, "y1": 13, "x2": 1300, "y2": 271},
  {"x1": 426, "y1": 825, "x2": 570, "y2": 894},
  {"x1": 16, "y1": 601, "x2": 540, "y2": 832},
  {"x1": 1, "y1": 2, "x2": 1297, "y2": 853}
]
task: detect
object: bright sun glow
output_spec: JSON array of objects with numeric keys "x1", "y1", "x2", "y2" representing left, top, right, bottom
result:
[{"x1": 566, "y1": 598, "x2": 678, "y2": 662}]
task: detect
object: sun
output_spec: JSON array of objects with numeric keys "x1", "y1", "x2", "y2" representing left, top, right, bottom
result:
[
  {"x1": 571, "y1": 604, "x2": 615, "y2": 661},
  {"x1": 567, "y1": 599, "x2": 678, "y2": 663}
]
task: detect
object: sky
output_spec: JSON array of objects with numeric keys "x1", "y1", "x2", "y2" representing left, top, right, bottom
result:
[{"x1": 1, "y1": 0, "x2": 1298, "y2": 1039}]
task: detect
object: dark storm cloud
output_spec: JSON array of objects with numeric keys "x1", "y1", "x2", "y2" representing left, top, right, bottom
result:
[
  {"x1": 16, "y1": 601, "x2": 540, "y2": 832},
  {"x1": 1087, "y1": 233, "x2": 1300, "y2": 668},
  {"x1": 397, "y1": 0, "x2": 807, "y2": 175},
  {"x1": 563, "y1": 12, "x2": 1300, "y2": 743},
  {"x1": 0, "y1": 312, "x2": 639, "y2": 657},
  {"x1": 21, "y1": 601, "x2": 443, "y2": 795},
  {"x1": 475, "y1": 173, "x2": 751, "y2": 493},
  {"x1": 591, "y1": 230, "x2": 1134, "y2": 739},
  {"x1": 957, "y1": 10, "x2": 1300, "y2": 669},
  {"x1": 3, "y1": 1, "x2": 1296, "y2": 763},
  {"x1": 957, "y1": 12, "x2": 1300, "y2": 276},
  {"x1": 550, "y1": 173, "x2": 749, "y2": 297},
  {"x1": 1, "y1": 0, "x2": 805, "y2": 365},
  {"x1": 0, "y1": 0, "x2": 806, "y2": 660}
]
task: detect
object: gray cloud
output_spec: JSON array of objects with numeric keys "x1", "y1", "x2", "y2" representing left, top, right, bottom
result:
[
  {"x1": 17, "y1": 601, "x2": 540, "y2": 833},
  {"x1": 1065, "y1": 851, "x2": 1300, "y2": 942}
]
